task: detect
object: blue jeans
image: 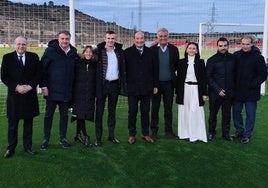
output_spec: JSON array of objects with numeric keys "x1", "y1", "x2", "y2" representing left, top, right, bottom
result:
[{"x1": 232, "y1": 101, "x2": 257, "y2": 138}]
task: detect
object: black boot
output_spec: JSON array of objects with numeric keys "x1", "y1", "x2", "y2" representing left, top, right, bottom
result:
[
  {"x1": 84, "y1": 136, "x2": 92, "y2": 147},
  {"x1": 74, "y1": 133, "x2": 84, "y2": 144}
]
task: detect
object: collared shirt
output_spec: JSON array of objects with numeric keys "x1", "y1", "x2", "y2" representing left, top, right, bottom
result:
[
  {"x1": 105, "y1": 49, "x2": 119, "y2": 81},
  {"x1": 17, "y1": 53, "x2": 25, "y2": 65},
  {"x1": 60, "y1": 46, "x2": 70, "y2": 54},
  {"x1": 186, "y1": 55, "x2": 197, "y2": 82},
  {"x1": 157, "y1": 43, "x2": 168, "y2": 52}
]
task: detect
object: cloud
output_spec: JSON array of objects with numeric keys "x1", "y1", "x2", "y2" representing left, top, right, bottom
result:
[{"x1": 9, "y1": 0, "x2": 265, "y2": 33}]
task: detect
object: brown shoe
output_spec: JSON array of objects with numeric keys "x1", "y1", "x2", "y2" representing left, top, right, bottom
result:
[
  {"x1": 128, "y1": 136, "x2": 135, "y2": 144},
  {"x1": 165, "y1": 131, "x2": 178, "y2": 139},
  {"x1": 142, "y1": 135, "x2": 154, "y2": 143}
]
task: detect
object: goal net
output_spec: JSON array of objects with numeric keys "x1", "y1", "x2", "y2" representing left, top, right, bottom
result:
[{"x1": 199, "y1": 22, "x2": 266, "y2": 95}]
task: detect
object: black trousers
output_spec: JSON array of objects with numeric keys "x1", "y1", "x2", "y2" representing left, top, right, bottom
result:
[
  {"x1": 76, "y1": 119, "x2": 88, "y2": 136},
  {"x1": 128, "y1": 95, "x2": 151, "y2": 136},
  {"x1": 7, "y1": 117, "x2": 33, "y2": 151},
  {"x1": 95, "y1": 81, "x2": 119, "y2": 141},
  {"x1": 208, "y1": 97, "x2": 232, "y2": 137},
  {"x1": 43, "y1": 100, "x2": 69, "y2": 141},
  {"x1": 150, "y1": 81, "x2": 174, "y2": 133}
]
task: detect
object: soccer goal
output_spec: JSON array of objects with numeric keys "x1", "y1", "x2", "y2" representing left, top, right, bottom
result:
[{"x1": 199, "y1": 22, "x2": 266, "y2": 95}]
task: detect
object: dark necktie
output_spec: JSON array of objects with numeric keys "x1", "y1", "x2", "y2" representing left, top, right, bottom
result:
[
  {"x1": 19, "y1": 55, "x2": 23, "y2": 67},
  {"x1": 138, "y1": 49, "x2": 143, "y2": 55}
]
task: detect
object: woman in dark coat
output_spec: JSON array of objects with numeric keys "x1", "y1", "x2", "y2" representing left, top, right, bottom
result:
[
  {"x1": 175, "y1": 42, "x2": 208, "y2": 143},
  {"x1": 71, "y1": 46, "x2": 97, "y2": 147}
]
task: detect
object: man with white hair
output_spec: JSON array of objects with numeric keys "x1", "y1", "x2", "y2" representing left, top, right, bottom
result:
[
  {"x1": 150, "y1": 28, "x2": 179, "y2": 140},
  {"x1": 1, "y1": 36, "x2": 42, "y2": 158}
]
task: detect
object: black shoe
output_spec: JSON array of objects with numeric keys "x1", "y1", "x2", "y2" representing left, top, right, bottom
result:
[
  {"x1": 84, "y1": 136, "x2": 92, "y2": 147},
  {"x1": 24, "y1": 148, "x2": 36, "y2": 155},
  {"x1": 231, "y1": 133, "x2": 243, "y2": 139},
  {"x1": 165, "y1": 131, "x2": 177, "y2": 139},
  {"x1": 4, "y1": 149, "x2": 15, "y2": 158},
  {"x1": 241, "y1": 137, "x2": 250, "y2": 144},
  {"x1": 40, "y1": 140, "x2": 49, "y2": 150},
  {"x1": 208, "y1": 134, "x2": 215, "y2": 141},
  {"x1": 74, "y1": 134, "x2": 84, "y2": 144},
  {"x1": 60, "y1": 138, "x2": 70, "y2": 148},
  {"x1": 151, "y1": 130, "x2": 158, "y2": 140},
  {"x1": 94, "y1": 140, "x2": 102, "y2": 147},
  {"x1": 108, "y1": 137, "x2": 120, "y2": 144},
  {"x1": 222, "y1": 135, "x2": 233, "y2": 141}
]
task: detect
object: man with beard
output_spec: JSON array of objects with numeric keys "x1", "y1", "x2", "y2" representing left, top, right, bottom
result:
[{"x1": 206, "y1": 37, "x2": 235, "y2": 141}]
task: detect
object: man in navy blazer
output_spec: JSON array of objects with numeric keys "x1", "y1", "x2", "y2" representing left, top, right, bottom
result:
[
  {"x1": 124, "y1": 31, "x2": 158, "y2": 144},
  {"x1": 1, "y1": 36, "x2": 42, "y2": 158}
]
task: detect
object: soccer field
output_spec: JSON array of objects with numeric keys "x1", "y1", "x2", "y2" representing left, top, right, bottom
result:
[
  {"x1": 0, "y1": 95, "x2": 267, "y2": 187},
  {"x1": 0, "y1": 46, "x2": 268, "y2": 187}
]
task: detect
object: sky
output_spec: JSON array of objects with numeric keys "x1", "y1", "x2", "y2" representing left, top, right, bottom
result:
[{"x1": 10, "y1": 0, "x2": 265, "y2": 33}]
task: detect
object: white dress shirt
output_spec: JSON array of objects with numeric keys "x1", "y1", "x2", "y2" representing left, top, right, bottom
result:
[{"x1": 105, "y1": 50, "x2": 119, "y2": 81}]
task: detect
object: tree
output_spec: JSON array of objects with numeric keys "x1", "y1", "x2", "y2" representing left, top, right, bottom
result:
[{"x1": 48, "y1": 1, "x2": 54, "y2": 6}]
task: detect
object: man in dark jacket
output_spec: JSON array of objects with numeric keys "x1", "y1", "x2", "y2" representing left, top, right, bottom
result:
[
  {"x1": 125, "y1": 31, "x2": 158, "y2": 144},
  {"x1": 232, "y1": 35, "x2": 267, "y2": 144},
  {"x1": 1, "y1": 36, "x2": 42, "y2": 158},
  {"x1": 150, "y1": 28, "x2": 179, "y2": 140},
  {"x1": 95, "y1": 30, "x2": 126, "y2": 146},
  {"x1": 206, "y1": 37, "x2": 235, "y2": 141},
  {"x1": 40, "y1": 30, "x2": 78, "y2": 149}
]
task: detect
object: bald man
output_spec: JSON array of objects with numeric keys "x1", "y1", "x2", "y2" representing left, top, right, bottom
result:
[{"x1": 1, "y1": 36, "x2": 42, "y2": 158}]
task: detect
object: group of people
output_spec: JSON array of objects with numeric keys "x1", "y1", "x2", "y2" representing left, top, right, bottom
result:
[{"x1": 1, "y1": 28, "x2": 267, "y2": 158}]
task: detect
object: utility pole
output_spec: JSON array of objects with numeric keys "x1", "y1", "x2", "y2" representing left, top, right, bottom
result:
[
  {"x1": 207, "y1": 2, "x2": 216, "y2": 33},
  {"x1": 138, "y1": 0, "x2": 142, "y2": 30}
]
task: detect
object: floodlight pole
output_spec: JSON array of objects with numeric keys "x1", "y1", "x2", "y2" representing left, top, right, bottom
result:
[
  {"x1": 69, "y1": 0, "x2": 75, "y2": 46},
  {"x1": 198, "y1": 23, "x2": 203, "y2": 56},
  {"x1": 260, "y1": 0, "x2": 268, "y2": 95},
  {"x1": 263, "y1": 0, "x2": 268, "y2": 60}
]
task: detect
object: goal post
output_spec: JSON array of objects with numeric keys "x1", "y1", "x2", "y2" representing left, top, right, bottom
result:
[{"x1": 199, "y1": 22, "x2": 266, "y2": 95}]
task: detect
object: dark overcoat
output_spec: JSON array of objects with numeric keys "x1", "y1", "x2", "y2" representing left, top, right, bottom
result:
[
  {"x1": 124, "y1": 44, "x2": 158, "y2": 96},
  {"x1": 40, "y1": 39, "x2": 78, "y2": 102},
  {"x1": 1, "y1": 51, "x2": 42, "y2": 119},
  {"x1": 206, "y1": 51, "x2": 235, "y2": 99},
  {"x1": 175, "y1": 57, "x2": 207, "y2": 106},
  {"x1": 71, "y1": 58, "x2": 97, "y2": 121},
  {"x1": 233, "y1": 46, "x2": 267, "y2": 101}
]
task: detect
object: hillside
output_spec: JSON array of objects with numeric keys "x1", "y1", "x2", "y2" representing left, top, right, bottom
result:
[
  {"x1": 0, "y1": 0, "x2": 258, "y2": 48},
  {"x1": 0, "y1": 0, "x2": 135, "y2": 46}
]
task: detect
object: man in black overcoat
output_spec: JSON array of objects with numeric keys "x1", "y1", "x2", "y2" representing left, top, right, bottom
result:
[
  {"x1": 124, "y1": 31, "x2": 158, "y2": 144},
  {"x1": 1, "y1": 36, "x2": 42, "y2": 158}
]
